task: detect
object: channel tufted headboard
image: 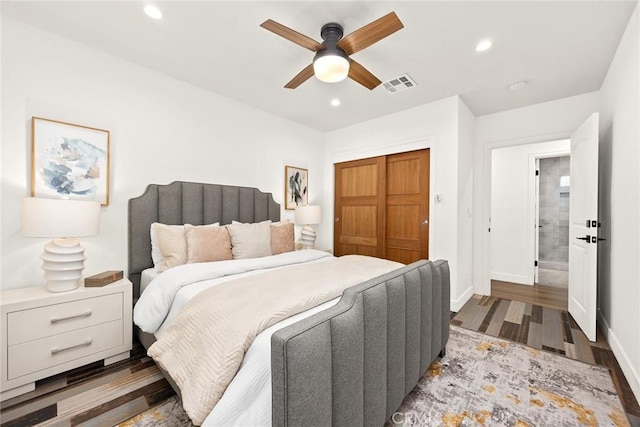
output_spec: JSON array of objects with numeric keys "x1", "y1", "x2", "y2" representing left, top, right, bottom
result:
[{"x1": 128, "y1": 181, "x2": 281, "y2": 298}]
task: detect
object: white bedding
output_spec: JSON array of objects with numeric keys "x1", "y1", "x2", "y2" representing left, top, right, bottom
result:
[
  {"x1": 134, "y1": 249, "x2": 333, "y2": 334},
  {"x1": 133, "y1": 250, "x2": 336, "y2": 425},
  {"x1": 140, "y1": 268, "x2": 158, "y2": 294}
]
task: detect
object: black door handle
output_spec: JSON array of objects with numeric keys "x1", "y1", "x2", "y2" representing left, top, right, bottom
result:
[{"x1": 576, "y1": 235, "x2": 590, "y2": 242}]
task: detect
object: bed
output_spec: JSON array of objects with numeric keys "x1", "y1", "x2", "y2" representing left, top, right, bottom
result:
[{"x1": 128, "y1": 181, "x2": 450, "y2": 426}]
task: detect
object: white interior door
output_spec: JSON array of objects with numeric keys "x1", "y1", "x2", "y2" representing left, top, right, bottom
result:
[
  {"x1": 568, "y1": 113, "x2": 599, "y2": 341},
  {"x1": 534, "y1": 158, "x2": 540, "y2": 283}
]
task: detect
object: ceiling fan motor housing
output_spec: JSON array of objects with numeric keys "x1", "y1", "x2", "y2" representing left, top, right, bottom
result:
[
  {"x1": 320, "y1": 22, "x2": 344, "y2": 44},
  {"x1": 314, "y1": 22, "x2": 349, "y2": 69}
]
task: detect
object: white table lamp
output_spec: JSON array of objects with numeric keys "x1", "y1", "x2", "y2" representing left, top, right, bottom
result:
[
  {"x1": 295, "y1": 205, "x2": 322, "y2": 249},
  {"x1": 22, "y1": 197, "x2": 100, "y2": 292}
]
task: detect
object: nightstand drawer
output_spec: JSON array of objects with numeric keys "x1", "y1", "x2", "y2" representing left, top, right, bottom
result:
[
  {"x1": 7, "y1": 293, "x2": 123, "y2": 345},
  {"x1": 7, "y1": 320, "x2": 123, "y2": 380}
]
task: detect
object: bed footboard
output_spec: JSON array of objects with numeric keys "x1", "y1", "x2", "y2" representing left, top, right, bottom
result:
[{"x1": 271, "y1": 259, "x2": 450, "y2": 427}]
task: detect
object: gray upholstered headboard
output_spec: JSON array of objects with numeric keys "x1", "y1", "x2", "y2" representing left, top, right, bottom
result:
[{"x1": 128, "y1": 181, "x2": 281, "y2": 298}]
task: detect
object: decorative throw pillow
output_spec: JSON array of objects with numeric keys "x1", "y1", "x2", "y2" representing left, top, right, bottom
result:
[
  {"x1": 151, "y1": 222, "x2": 219, "y2": 271},
  {"x1": 151, "y1": 223, "x2": 183, "y2": 271},
  {"x1": 271, "y1": 220, "x2": 295, "y2": 255},
  {"x1": 185, "y1": 224, "x2": 232, "y2": 263},
  {"x1": 152, "y1": 223, "x2": 188, "y2": 272},
  {"x1": 227, "y1": 220, "x2": 272, "y2": 259}
]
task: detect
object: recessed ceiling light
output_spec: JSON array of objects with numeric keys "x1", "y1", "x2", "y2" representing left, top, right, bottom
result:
[
  {"x1": 330, "y1": 98, "x2": 341, "y2": 107},
  {"x1": 144, "y1": 5, "x2": 163, "y2": 20},
  {"x1": 475, "y1": 40, "x2": 492, "y2": 52},
  {"x1": 508, "y1": 80, "x2": 527, "y2": 91}
]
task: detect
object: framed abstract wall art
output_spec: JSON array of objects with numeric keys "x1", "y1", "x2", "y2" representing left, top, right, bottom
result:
[
  {"x1": 31, "y1": 117, "x2": 110, "y2": 205},
  {"x1": 285, "y1": 165, "x2": 308, "y2": 210}
]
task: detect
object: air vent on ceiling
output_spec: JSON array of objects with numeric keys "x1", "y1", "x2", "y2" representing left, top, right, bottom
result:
[{"x1": 382, "y1": 74, "x2": 417, "y2": 94}]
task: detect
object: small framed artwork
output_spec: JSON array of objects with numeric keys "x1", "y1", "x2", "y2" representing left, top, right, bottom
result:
[
  {"x1": 285, "y1": 165, "x2": 308, "y2": 210},
  {"x1": 31, "y1": 117, "x2": 110, "y2": 205}
]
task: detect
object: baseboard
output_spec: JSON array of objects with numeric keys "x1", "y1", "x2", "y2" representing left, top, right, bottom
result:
[
  {"x1": 597, "y1": 310, "x2": 640, "y2": 402},
  {"x1": 451, "y1": 286, "x2": 474, "y2": 312},
  {"x1": 490, "y1": 272, "x2": 531, "y2": 285}
]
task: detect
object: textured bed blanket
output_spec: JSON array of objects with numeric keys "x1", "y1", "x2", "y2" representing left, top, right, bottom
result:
[{"x1": 147, "y1": 255, "x2": 402, "y2": 425}]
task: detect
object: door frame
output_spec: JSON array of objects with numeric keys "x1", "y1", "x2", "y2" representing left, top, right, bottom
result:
[{"x1": 479, "y1": 133, "x2": 572, "y2": 296}]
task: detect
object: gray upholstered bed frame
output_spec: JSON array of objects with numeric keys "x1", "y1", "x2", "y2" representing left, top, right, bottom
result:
[{"x1": 128, "y1": 181, "x2": 450, "y2": 426}]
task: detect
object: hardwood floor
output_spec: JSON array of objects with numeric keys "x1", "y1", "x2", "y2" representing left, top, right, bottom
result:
[
  {"x1": 0, "y1": 341, "x2": 175, "y2": 427},
  {"x1": 492, "y1": 279, "x2": 568, "y2": 310},
  {"x1": 453, "y1": 294, "x2": 640, "y2": 425},
  {"x1": 2, "y1": 293, "x2": 638, "y2": 426}
]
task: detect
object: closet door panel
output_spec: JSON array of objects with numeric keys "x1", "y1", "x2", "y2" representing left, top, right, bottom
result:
[
  {"x1": 385, "y1": 150, "x2": 430, "y2": 264},
  {"x1": 334, "y1": 157, "x2": 385, "y2": 257}
]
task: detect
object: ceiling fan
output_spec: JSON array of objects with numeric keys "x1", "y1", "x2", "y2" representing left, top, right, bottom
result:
[{"x1": 260, "y1": 12, "x2": 404, "y2": 90}]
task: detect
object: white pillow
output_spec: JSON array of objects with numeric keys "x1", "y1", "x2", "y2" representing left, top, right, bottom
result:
[
  {"x1": 226, "y1": 220, "x2": 272, "y2": 259},
  {"x1": 150, "y1": 222, "x2": 218, "y2": 271}
]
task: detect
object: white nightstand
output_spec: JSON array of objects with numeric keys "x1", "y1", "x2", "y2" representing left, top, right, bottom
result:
[{"x1": 0, "y1": 279, "x2": 132, "y2": 401}]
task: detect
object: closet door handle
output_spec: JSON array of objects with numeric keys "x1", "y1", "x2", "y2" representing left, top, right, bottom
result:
[{"x1": 421, "y1": 219, "x2": 429, "y2": 225}]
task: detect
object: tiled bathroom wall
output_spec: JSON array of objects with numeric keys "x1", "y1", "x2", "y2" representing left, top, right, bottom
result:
[{"x1": 538, "y1": 156, "x2": 570, "y2": 266}]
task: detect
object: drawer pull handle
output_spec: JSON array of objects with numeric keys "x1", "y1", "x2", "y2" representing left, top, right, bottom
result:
[
  {"x1": 51, "y1": 338, "x2": 93, "y2": 355},
  {"x1": 50, "y1": 310, "x2": 92, "y2": 324}
]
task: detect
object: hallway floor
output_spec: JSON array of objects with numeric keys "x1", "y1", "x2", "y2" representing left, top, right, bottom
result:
[{"x1": 491, "y1": 279, "x2": 567, "y2": 310}]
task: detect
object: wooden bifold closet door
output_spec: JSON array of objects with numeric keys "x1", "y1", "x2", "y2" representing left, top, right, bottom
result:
[{"x1": 334, "y1": 149, "x2": 430, "y2": 264}]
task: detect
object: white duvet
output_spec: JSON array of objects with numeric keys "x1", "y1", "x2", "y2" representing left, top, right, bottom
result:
[{"x1": 133, "y1": 250, "x2": 337, "y2": 426}]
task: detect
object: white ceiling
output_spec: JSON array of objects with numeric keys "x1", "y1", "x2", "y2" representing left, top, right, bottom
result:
[{"x1": 2, "y1": 1, "x2": 637, "y2": 131}]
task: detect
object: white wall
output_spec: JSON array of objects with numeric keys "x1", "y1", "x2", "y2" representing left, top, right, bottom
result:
[
  {"x1": 490, "y1": 140, "x2": 569, "y2": 285},
  {"x1": 0, "y1": 17, "x2": 325, "y2": 290},
  {"x1": 324, "y1": 95, "x2": 474, "y2": 310},
  {"x1": 456, "y1": 99, "x2": 475, "y2": 306},
  {"x1": 597, "y1": 4, "x2": 640, "y2": 401},
  {"x1": 473, "y1": 91, "x2": 601, "y2": 295}
]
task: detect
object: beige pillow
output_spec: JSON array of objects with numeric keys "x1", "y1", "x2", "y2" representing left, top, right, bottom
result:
[
  {"x1": 227, "y1": 220, "x2": 272, "y2": 259},
  {"x1": 271, "y1": 221, "x2": 295, "y2": 255},
  {"x1": 151, "y1": 223, "x2": 182, "y2": 271},
  {"x1": 185, "y1": 224, "x2": 232, "y2": 263},
  {"x1": 153, "y1": 223, "x2": 187, "y2": 272},
  {"x1": 151, "y1": 222, "x2": 219, "y2": 271}
]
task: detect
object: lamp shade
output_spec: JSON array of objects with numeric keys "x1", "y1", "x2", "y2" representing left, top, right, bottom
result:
[
  {"x1": 313, "y1": 49, "x2": 350, "y2": 83},
  {"x1": 22, "y1": 198, "x2": 100, "y2": 238},
  {"x1": 295, "y1": 205, "x2": 322, "y2": 225}
]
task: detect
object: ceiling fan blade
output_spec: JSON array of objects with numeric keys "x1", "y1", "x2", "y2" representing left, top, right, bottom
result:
[
  {"x1": 338, "y1": 12, "x2": 404, "y2": 55},
  {"x1": 284, "y1": 64, "x2": 315, "y2": 89},
  {"x1": 261, "y1": 19, "x2": 324, "y2": 52},
  {"x1": 348, "y1": 60, "x2": 382, "y2": 90}
]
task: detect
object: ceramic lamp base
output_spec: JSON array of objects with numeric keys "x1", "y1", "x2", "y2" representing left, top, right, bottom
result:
[
  {"x1": 300, "y1": 225, "x2": 317, "y2": 249},
  {"x1": 41, "y1": 238, "x2": 86, "y2": 292}
]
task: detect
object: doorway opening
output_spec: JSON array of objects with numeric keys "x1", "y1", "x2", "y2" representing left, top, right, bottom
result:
[
  {"x1": 489, "y1": 140, "x2": 570, "y2": 309},
  {"x1": 536, "y1": 155, "x2": 571, "y2": 289}
]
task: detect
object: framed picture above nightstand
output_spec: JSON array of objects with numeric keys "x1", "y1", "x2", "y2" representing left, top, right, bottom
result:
[{"x1": 0, "y1": 279, "x2": 132, "y2": 401}]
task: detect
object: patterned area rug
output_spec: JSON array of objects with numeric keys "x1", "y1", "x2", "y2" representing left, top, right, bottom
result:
[{"x1": 120, "y1": 326, "x2": 628, "y2": 426}]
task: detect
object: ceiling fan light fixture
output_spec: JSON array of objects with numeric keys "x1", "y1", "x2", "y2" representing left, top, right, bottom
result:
[{"x1": 313, "y1": 49, "x2": 350, "y2": 83}]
